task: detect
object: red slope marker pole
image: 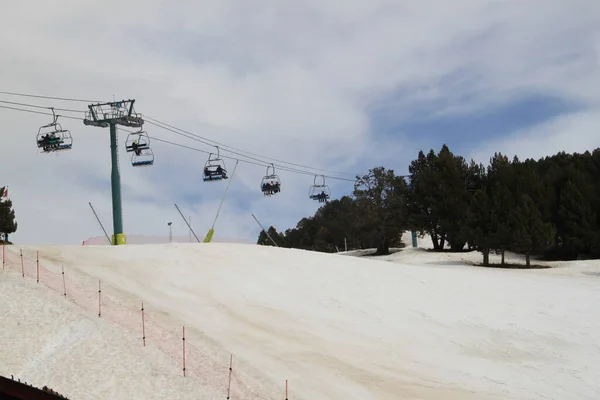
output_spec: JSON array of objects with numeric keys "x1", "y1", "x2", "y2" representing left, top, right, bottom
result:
[
  {"x1": 227, "y1": 354, "x2": 233, "y2": 399},
  {"x1": 141, "y1": 302, "x2": 146, "y2": 347},
  {"x1": 182, "y1": 326, "x2": 186, "y2": 377},
  {"x1": 61, "y1": 265, "x2": 66, "y2": 298},
  {"x1": 98, "y1": 280, "x2": 102, "y2": 317}
]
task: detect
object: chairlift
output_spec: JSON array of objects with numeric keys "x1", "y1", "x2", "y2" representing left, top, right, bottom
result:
[
  {"x1": 131, "y1": 147, "x2": 154, "y2": 167},
  {"x1": 309, "y1": 175, "x2": 331, "y2": 203},
  {"x1": 36, "y1": 109, "x2": 73, "y2": 153},
  {"x1": 125, "y1": 129, "x2": 151, "y2": 153},
  {"x1": 203, "y1": 147, "x2": 228, "y2": 181},
  {"x1": 261, "y1": 164, "x2": 281, "y2": 196}
]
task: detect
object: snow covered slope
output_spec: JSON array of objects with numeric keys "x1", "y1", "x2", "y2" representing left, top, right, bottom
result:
[{"x1": 1, "y1": 242, "x2": 600, "y2": 399}]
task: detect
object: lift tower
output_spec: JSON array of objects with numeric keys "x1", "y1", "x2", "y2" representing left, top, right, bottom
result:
[{"x1": 83, "y1": 100, "x2": 143, "y2": 245}]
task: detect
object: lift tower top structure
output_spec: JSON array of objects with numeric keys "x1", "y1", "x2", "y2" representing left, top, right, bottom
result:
[{"x1": 83, "y1": 100, "x2": 143, "y2": 245}]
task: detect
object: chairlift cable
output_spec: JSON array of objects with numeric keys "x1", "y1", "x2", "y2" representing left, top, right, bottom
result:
[
  {"x1": 0, "y1": 90, "x2": 103, "y2": 103},
  {"x1": 149, "y1": 136, "x2": 355, "y2": 182},
  {"x1": 1, "y1": 91, "x2": 359, "y2": 177},
  {"x1": 0, "y1": 104, "x2": 83, "y2": 120},
  {"x1": 0, "y1": 101, "x2": 357, "y2": 182},
  {"x1": 144, "y1": 116, "x2": 357, "y2": 176},
  {"x1": 147, "y1": 118, "x2": 354, "y2": 178},
  {"x1": 0, "y1": 99, "x2": 87, "y2": 114}
]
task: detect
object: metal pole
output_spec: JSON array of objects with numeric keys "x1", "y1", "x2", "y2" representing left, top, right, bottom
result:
[
  {"x1": 251, "y1": 213, "x2": 278, "y2": 247},
  {"x1": 204, "y1": 160, "x2": 239, "y2": 243},
  {"x1": 88, "y1": 202, "x2": 111, "y2": 245},
  {"x1": 174, "y1": 204, "x2": 201, "y2": 243},
  {"x1": 168, "y1": 222, "x2": 173, "y2": 243},
  {"x1": 109, "y1": 123, "x2": 124, "y2": 245}
]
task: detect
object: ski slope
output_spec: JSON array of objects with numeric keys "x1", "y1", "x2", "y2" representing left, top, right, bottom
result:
[{"x1": 1, "y1": 240, "x2": 600, "y2": 399}]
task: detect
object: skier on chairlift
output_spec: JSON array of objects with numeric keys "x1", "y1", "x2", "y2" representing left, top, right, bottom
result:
[{"x1": 132, "y1": 139, "x2": 142, "y2": 156}]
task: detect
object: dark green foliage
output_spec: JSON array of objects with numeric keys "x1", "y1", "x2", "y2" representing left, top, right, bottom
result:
[
  {"x1": 406, "y1": 144, "x2": 483, "y2": 251},
  {"x1": 466, "y1": 188, "x2": 495, "y2": 266},
  {"x1": 353, "y1": 167, "x2": 409, "y2": 255},
  {"x1": 256, "y1": 167, "x2": 409, "y2": 254},
  {"x1": 257, "y1": 147, "x2": 600, "y2": 264},
  {"x1": 509, "y1": 194, "x2": 555, "y2": 267},
  {"x1": 256, "y1": 226, "x2": 283, "y2": 246},
  {"x1": 0, "y1": 186, "x2": 17, "y2": 241}
]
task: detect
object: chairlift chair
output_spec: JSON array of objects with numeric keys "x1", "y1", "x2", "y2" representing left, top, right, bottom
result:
[
  {"x1": 203, "y1": 149, "x2": 228, "y2": 181},
  {"x1": 36, "y1": 110, "x2": 73, "y2": 153},
  {"x1": 125, "y1": 130, "x2": 151, "y2": 153},
  {"x1": 309, "y1": 175, "x2": 331, "y2": 203},
  {"x1": 261, "y1": 164, "x2": 281, "y2": 196},
  {"x1": 131, "y1": 147, "x2": 155, "y2": 167}
]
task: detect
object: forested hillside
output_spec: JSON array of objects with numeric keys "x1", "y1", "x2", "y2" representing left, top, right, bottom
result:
[{"x1": 258, "y1": 146, "x2": 600, "y2": 267}]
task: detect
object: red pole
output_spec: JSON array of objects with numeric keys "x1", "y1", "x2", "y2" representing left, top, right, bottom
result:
[
  {"x1": 98, "y1": 280, "x2": 102, "y2": 317},
  {"x1": 36, "y1": 251, "x2": 39, "y2": 283},
  {"x1": 20, "y1": 249, "x2": 24, "y2": 278},
  {"x1": 227, "y1": 354, "x2": 233, "y2": 399},
  {"x1": 182, "y1": 326, "x2": 186, "y2": 377},
  {"x1": 141, "y1": 302, "x2": 146, "y2": 347},
  {"x1": 61, "y1": 265, "x2": 66, "y2": 298}
]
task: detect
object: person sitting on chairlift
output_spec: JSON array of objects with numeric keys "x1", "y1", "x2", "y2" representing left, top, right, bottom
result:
[
  {"x1": 132, "y1": 140, "x2": 142, "y2": 156},
  {"x1": 318, "y1": 191, "x2": 327, "y2": 202},
  {"x1": 262, "y1": 182, "x2": 271, "y2": 195},
  {"x1": 216, "y1": 165, "x2": 226, "y2": 179}
]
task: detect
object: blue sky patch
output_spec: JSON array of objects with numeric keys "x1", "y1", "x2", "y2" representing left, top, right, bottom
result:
[{"x1": 367, "y1": 91, "x2": 583, "y2": 158}]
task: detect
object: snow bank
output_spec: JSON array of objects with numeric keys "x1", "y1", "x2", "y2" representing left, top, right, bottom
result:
[{"x1": 1, "y1": 241, "x2": 600, "y2": 399}]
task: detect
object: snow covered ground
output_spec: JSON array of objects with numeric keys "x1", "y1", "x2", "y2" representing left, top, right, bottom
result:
[{"x1": 1, "y1": 236, "x2": 600, "y2": 399}]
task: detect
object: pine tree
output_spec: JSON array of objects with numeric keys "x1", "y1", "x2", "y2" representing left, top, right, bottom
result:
[
  {"x1": 509, "y1": 194, "x2": 555, "y2": 267},
  {"x1": 406, "y1": 149, "x2": 447, "y2": 250},
  {"x1": 436, "y1": 145, "x2": 472, "y2": 251},
  {"x1": 256, "y1": 226, "x2": 282, "y2": 247},
  {"x1": 557, "y1": 179, "x2": 596, "y2": 257},
  {"x1": 354, "y1": 166, "x2": 408, "y2": 255},
  {"x1": 486, "y1": 153, "x2": 515, "y2": 264},
  {"x1": 0, "y1": 186, "x2": 17, "y2": 242},
  {"x1": 467, "y1": 188, "x2": 496, "y2": 266}
]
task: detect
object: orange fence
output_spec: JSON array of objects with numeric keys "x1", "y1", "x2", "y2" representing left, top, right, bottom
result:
[{"x1": 1, "y1": 243, "x2": 291, "y2": 400}]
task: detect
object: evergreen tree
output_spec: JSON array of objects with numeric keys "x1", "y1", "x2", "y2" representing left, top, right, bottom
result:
[
  {"x1": 406, "y1": 149, "x2": 445, "y2": 249},
  {"x1": 0, "y1": 186, "x2": 17, "y2": 242},
  {"x1": 509, "y1": 194, "x2": 555, "y2": 267},
  {"x1": 466, "y1": 187, "x2": 496, "y2": 266},
  {"x1": 256, "y1": 226, "x2": 282, "y2": 246},
  {"x1": 353, "y1": 166, "x2": 408, "y2": 255},
  {"x1": 407, "y1": 145, "x2": 480, "y2": 251},
  {"x1": 490, "y1": 184, "x2": 513, "y2": 265},
  {"x1": 486, "y1": 153, "x2": 514, "y2": 264},
  {"x1": 556, "y1": 179, "x2": 596, "y2": 258}
]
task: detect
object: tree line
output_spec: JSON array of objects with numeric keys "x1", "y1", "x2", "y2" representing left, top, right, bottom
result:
[{"x1": 257, "y1": 145, "x2": 600, "y2": 267}]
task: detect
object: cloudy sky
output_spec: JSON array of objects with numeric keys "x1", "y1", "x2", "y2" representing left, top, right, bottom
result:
[{"x1": 1, "y1": 0, "x2": 599, "y2": 246}]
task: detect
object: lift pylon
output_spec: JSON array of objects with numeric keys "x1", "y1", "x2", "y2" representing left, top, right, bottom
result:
[{"x1": 83, "y1": 100, "x2": 144, "y2": 245}]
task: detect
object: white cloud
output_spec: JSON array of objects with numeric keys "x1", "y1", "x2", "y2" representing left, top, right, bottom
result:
[{"x1": 1, "y1": 0, "x2": 599, "y2": 244}]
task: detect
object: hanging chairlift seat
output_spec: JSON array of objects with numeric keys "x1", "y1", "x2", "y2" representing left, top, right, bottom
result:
[
  {"x1": 131, "y1": 147, "x2": 155, "y2": 167},
  {"x1": 125, "y1": 130, "x2": 151, "y2": 153},
  {"x1": 309, "y1": 175, "x2": 331, "y2": 202},
  {"x1": 261, "y1": 164, "x2": 281, "y2": 196}
]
